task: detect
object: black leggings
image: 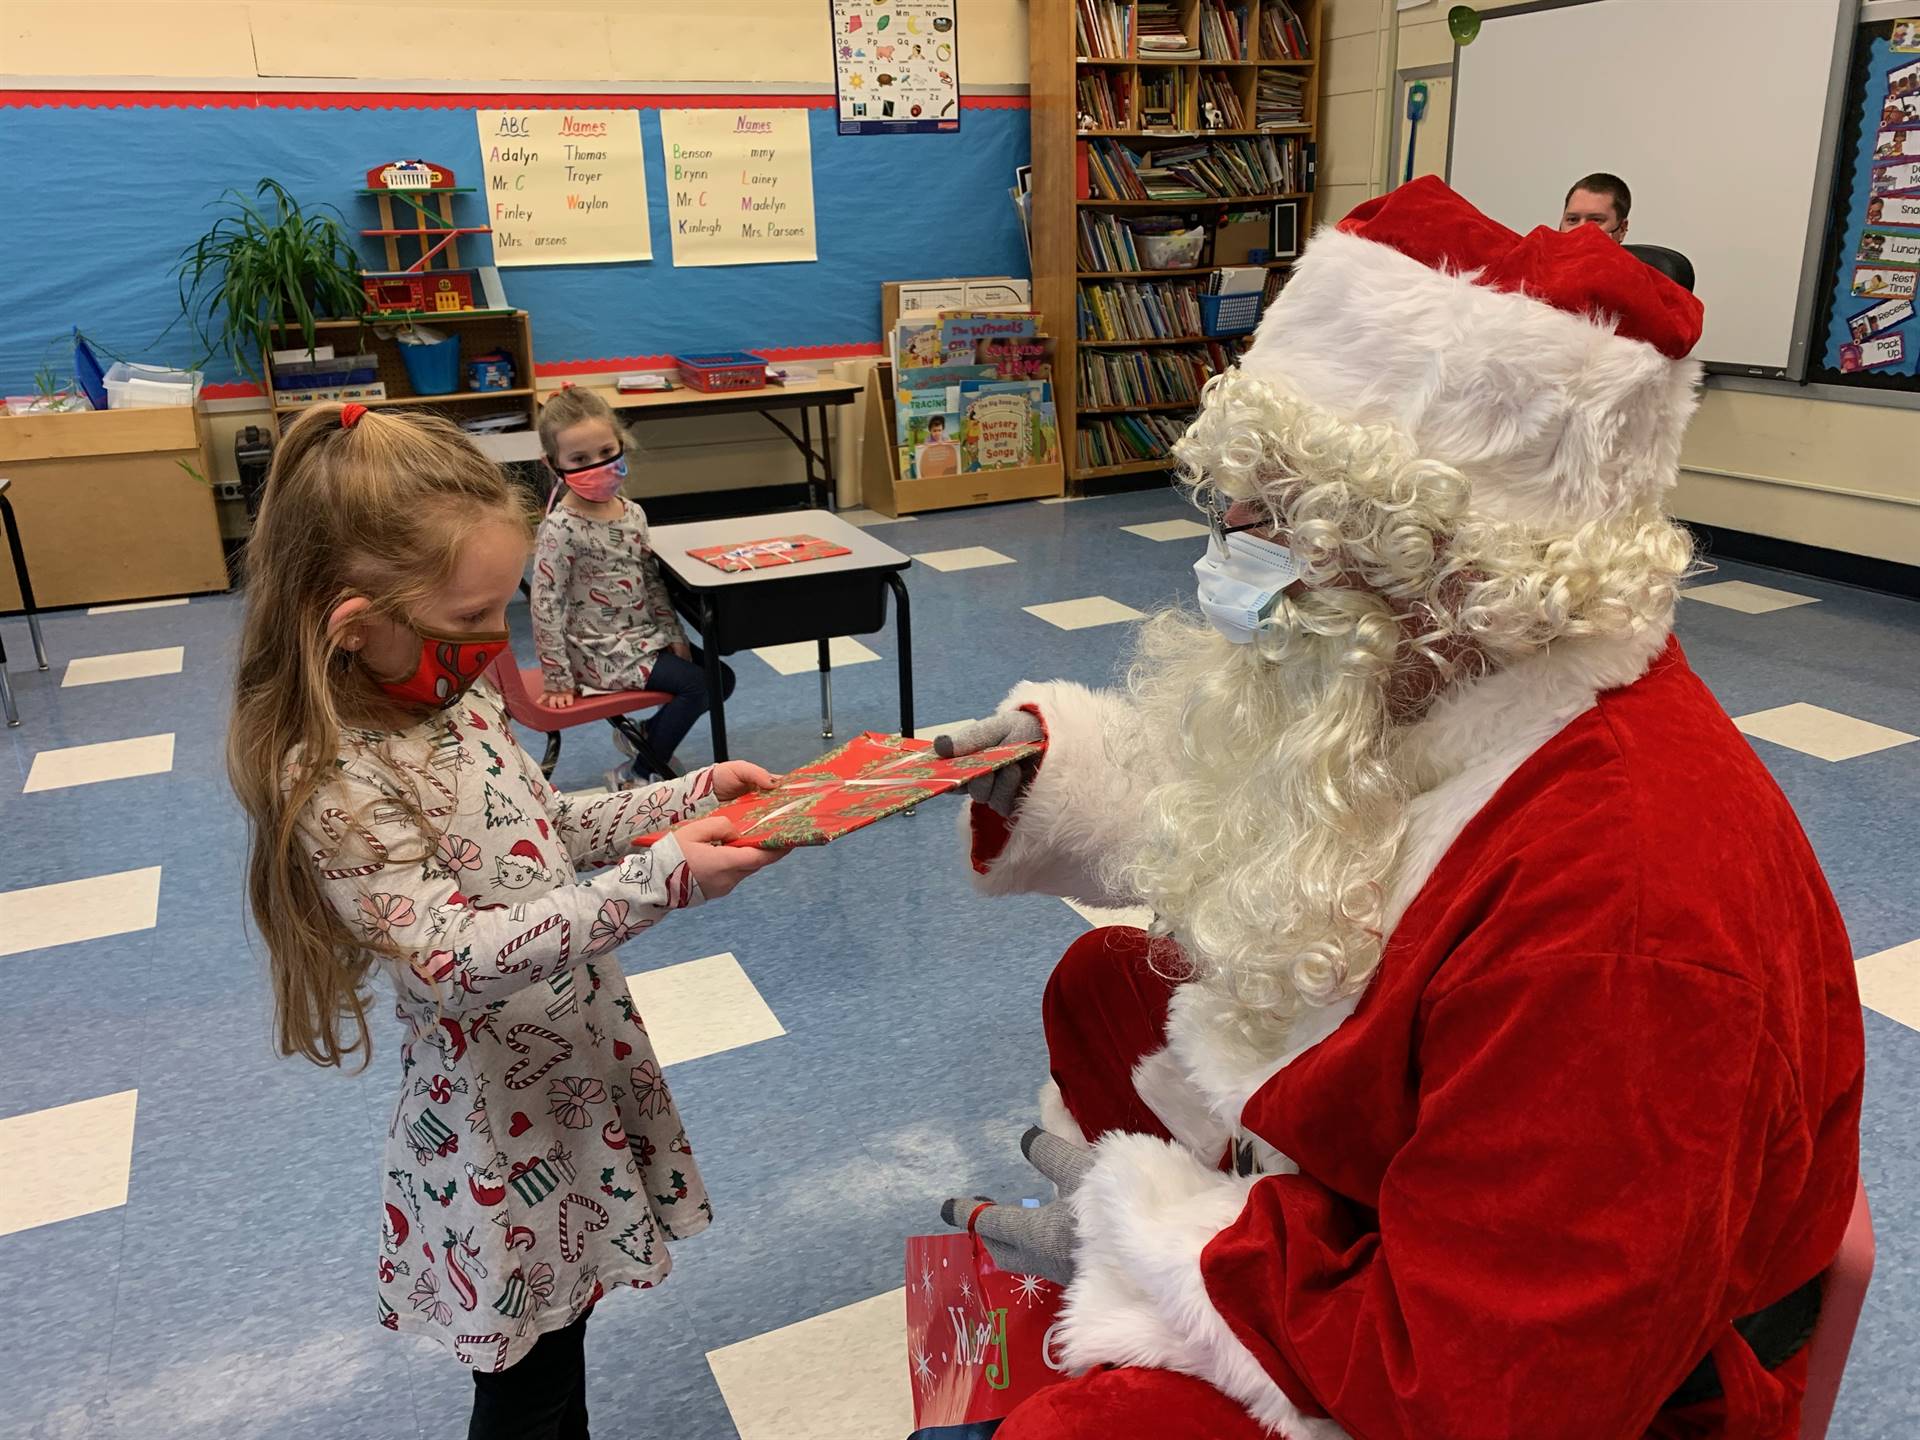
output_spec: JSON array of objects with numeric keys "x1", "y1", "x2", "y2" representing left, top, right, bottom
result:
[{"x1": 469, "y1": 1313, "x2": 589, "y2": 1440}]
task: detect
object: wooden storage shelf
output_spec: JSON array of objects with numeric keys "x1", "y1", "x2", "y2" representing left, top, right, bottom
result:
[
  {"x1": 264, "y1": 309, "x2": 539, "y2": 435},
  {"x1": 1076, "y1": 457, "x2": 1179, "y2": 479},
  {"x1": 1080, "y1": 192, "x2": 1308, "y2": 208},
  {"x1": 1081, "y1": 126, "x2": 1311, "y2": 137},
  {"x1": 1079, "y1": 335, "x2": 1213, "y2": 347},
  {"x1": 1040, "y1": 0, "x2": 1322, "y2": 485},
  {"x1": 1078, "y1": 262, "x2": 1293, "y2": 277}
]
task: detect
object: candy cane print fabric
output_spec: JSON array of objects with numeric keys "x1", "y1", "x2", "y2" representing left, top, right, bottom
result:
[{"x1": 302, "y1": 687, "x2": 715, "y2": 1371}]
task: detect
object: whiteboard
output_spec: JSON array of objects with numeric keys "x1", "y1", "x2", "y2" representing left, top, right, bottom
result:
[{"x1": 1448, "y1": 0, "x2": 1854, "y2": 376}]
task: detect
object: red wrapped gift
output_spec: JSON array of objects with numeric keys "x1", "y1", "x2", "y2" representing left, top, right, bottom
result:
[
  {"x1": 905, "y1": 1210, "x2": 1074, "y2": 1435},
  {"x1": 686, "y1": 534, "x2": 852, "y2": 572},
  {"x1": 636, "y1": 732, "x2": 1042, "y2": 850}
]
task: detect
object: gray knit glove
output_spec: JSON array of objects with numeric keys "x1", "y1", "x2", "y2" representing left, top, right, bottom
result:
[
  {"x1": 933, "y1": 710, "x2": 1045, "y2": 816},
  {"x1": 939, "y1": 1126, "x2": 1093, "y2": 1286}
]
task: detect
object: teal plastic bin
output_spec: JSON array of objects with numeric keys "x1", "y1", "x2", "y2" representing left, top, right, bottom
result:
[{"x1": 400, "y1": 334, "x2": 462, "y2": 396}]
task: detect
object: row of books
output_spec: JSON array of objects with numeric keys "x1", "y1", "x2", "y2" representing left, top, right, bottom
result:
[
  {"x1": 1199, "y1": 69, "x2": 1246, "y2": 129},
  {"x1": 1076, "y1": 0, "x2": 1133, "y2": 60},
  {"x1": 1077, "y1": 69, "x2": 1131, "y2": 130},
  {"x1": 1137, "y1": 0, "x2": 1198, "y2": 59},
  {"x1": 1262, "y1": 0, "x2": 1312, "y2": 60},
  {"x1": 1256, "y1": 70, "x2": 1307, "y2": 128},
  {"x1": 1084, "y1": 136, "x2": 1310, "y2": 200},
  {"x1": 1077, "y1": 412, "x2": 1191, "y2": 469},
  {"x1": 1199, "y1": 0, "x2": 1251, "y2": 60},
  {"x1": 1078, "y1": 279, "x2": 1207, "y2": 342},
  {"x1": 1078, "y1": 344, "x2": 1235, "y2": 409}
]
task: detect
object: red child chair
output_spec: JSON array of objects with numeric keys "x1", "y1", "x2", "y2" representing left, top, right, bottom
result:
[
  {"x1": 1798, "y1": 1175, "x2": 1876, "y2": 1440},
  {"x1": 486, "y1": 651, "x2": 678, "y2": 782}
]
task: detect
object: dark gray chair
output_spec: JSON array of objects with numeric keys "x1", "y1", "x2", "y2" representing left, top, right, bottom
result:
[{"x1": 1624, "y1": 244, "x2": 1696, "y2": 294}]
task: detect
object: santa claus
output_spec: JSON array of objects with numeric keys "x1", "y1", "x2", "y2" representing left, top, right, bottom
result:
[{"x1": 935, "y1": 178, "x2": 1864, "y2": 1439}]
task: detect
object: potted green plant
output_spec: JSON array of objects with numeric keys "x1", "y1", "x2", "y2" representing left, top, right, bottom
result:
[{"x1": 176, "y1": 178, "x2": 367, "y2": 386}]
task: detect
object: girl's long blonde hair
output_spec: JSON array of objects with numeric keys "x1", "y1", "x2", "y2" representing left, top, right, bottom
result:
[{"x1": 227, "y1": 404, "x2": 530, "y2": 1068}]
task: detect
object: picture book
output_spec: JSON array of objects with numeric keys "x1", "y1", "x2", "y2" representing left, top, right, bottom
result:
[
  {"x1": 687, "y1": 535, "x2": 853, "y2": 572},
  {"x1": 938, "y1": 312, "x2": 1040, "y2": 364},
  {"x1": 637, "y1": 732, "x2": 1044, "y2": 849}
]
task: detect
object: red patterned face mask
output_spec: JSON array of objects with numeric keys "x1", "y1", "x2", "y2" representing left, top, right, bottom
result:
[{"x1": 372, "y1": 624, "x2": 509, "y2": 710}]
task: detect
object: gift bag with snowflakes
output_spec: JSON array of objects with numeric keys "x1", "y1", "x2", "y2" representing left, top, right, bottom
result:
[{"x1": 904, "y1": 1217, "x2": 1071, "y2": 1436}]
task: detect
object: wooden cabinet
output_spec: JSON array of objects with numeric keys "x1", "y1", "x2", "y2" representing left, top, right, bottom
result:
[{"x1": 0, "y1": 405, "x2": 228, "y2": 610}]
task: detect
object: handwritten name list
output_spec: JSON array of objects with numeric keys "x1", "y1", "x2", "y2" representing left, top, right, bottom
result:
[
  {"x1": 475, "y1": 109, "x2": 652, "y2": 265},
  {"x1": 658, "y1": 109, "x2": 818, "y2": 267}
]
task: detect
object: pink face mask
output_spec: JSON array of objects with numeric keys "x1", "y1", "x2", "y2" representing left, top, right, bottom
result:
[{"x1": 553, "y1": 453, "x2": 628, "y2": 503}]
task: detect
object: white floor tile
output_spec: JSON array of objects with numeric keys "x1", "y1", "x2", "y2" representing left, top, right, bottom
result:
[
  {"x1": 23, "y1": 734, "x2": 176, "y2": 794},
  {"x1": 0, "y1": 867, "x2": 163, "y2": 959},
  {"x1": 913, "y1": 719, "x2": 977, "y2": 741},
  {"x1": 0, "y1": 1090, "x2": 138, "y2": 1237},
  {"x1": 1857, "y1": 940, "x2": 1920, "y2": 1033},
  {"x1": 1064, "y1": 897, "x2": 1155, "y2": 930},
  {"x1": 61, "y1": 647, "x2": 184, "y2": 688},
  {"x1": 912, "y1": 546, "x2": 1017, "y2": 573},
  {"x1": 1122, "y1": 518, "x2": 1208, "y2": 542},
  {"x1": 626, "y1": 952, "x2": 785, "y2": 1068},
  {"x1": 1682, "y1": 581, "x2": 1820, "y2": 614},
  {"x1": 1733, "y1": 703, "x2": 1918, "y2": 762},
  {"x1": 86, "y1": 598, "x2": 189, "y2": 615},
  {"x1": 840, "y1": 508, "x2": 917, "y2": 527},
  {"x1": 1038, "y1": 496, "x2": 1083, "y2": 505},
  {"x1": 1024, "y1": 595, "x2": 1147, "y2": 631},
  {"x1": 751, "y1": 636, "x2": 881, "y2": 676},
  {"x1": 707, "y1": 1288, "x2": 911, "y2": 1440}
]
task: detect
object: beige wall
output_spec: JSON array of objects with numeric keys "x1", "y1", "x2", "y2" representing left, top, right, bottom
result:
[
  {"x1": 1, "y1": 0, "x2": 1030, "y2": 86},
  {"x1": 1315, "y1": 0, "x2": 1920, "y2": 566}
]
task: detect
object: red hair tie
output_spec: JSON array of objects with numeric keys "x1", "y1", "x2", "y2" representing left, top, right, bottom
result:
[{"x1": 340, "y1": 403, "x2": 368, "y2": 429}]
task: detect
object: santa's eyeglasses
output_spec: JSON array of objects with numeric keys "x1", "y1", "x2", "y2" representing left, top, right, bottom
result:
[{"x1": 1202, "y1": 497, "x2": 1269, "y2": 543}]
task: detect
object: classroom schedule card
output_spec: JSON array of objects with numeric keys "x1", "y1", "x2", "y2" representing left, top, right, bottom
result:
[
  {"x1": 658, "y1": 109, "x2": 818, "y2": 267},
  {"x1": 477, "y1": 109, "x2": 653, "y2": 264}
]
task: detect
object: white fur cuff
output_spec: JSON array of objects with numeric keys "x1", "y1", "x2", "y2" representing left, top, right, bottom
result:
[{"x1": 1059, "y1": 1134, "x2": 1350, "y2": 1438}]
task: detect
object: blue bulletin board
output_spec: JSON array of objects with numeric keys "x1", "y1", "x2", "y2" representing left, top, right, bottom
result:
[
  {"x1": 0, "y1": 92, "x2": 1030, "y2": 393},
  {"x1": 1809, "y1": 23, "x2": 1920, "y2": 390}
]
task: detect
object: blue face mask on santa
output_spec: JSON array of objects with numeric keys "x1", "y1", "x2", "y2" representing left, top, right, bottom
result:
[{"x1": 1193, "y1": 530, "x2": 1303, "y2": 644}]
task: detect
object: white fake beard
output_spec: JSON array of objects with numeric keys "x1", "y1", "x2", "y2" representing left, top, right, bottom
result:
[{"x1": 1107, "y1": 590, "x2": 1412, "y2": 1056}]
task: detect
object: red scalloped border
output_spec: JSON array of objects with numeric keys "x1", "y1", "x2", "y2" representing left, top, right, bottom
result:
[
  {"x1": 198, "y1": 341, "x2": 889, "y2": 399},
  {"x1": 0, "y1": 88, "x2": 1025, "y2": 112}
]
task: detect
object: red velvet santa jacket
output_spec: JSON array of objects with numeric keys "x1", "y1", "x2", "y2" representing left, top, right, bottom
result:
[{"x1": 969, "y1": 638, "x2": 1863, "y2": 1440}]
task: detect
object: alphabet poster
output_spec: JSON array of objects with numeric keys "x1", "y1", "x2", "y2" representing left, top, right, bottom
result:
[
  {"x1": 830, "y1": 0, "x2": 961, "y2": 135},
  {"x1": 658, "y1": 109, "x2": 818, "y2": 267},
  {"x1": 476, "y1": 109, "x2": 652, "y2": 264}
]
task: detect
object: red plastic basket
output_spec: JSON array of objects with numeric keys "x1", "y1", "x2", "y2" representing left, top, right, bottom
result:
[{"x1": 675, "y1": 351, "x2": 768, "y2": 393}]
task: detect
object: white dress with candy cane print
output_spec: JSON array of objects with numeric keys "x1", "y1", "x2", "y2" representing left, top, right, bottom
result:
[
  {"x1": 298, "y1": 685, "x2": 713, "y2": 1372},
  {"x1": 530, "y1": 499, "x2": 688, "y2": 695}
]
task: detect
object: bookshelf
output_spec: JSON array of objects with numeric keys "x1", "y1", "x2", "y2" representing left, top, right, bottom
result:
[{"x1": 1033, "y1": 0, "x2": 1322, "y2": 485}]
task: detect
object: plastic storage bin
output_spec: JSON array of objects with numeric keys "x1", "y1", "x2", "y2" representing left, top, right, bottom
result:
[
  {"x1": 1200, "y1": 293, "x2": 1262, "y2": 338},
  {"x1": 273, "y1": 353, "x2": 379, "y2": 392},
  {"x1": 676, "y1": 351, "x2": 768, "y2": 393},
  {"x1": 1135, "y1": 228, "x2": 1207, "y2": 270},
  {"x1": 103, "y1": 362, "x2": 204, "y2": 408},
  {"x1": 399, "y1": 334, "x2": 462, "y2": 396}
]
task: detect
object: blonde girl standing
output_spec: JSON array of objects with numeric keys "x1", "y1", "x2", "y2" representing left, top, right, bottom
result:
[{"x1": 228, "y1": 403, "x2": 782, "y2": 1439}]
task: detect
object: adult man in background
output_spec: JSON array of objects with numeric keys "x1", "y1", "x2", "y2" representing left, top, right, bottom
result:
[{"x1": 1562, "y1": 170, "x2": 1631, "y2": 240}]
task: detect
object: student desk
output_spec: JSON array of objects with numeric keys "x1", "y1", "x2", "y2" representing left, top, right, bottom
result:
[
  {"x1": 647, "y1": 511, "x2": 913, "y2": 762},
  {"x1": 575, "y1": 378, "x2": 864, "y2": 517}
]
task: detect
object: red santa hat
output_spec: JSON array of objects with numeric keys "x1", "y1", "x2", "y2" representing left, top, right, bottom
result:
[
  {"x1": 1237, "y1": 176, "x2": 1705, "y2": 529},
  {"x1": 507, "y1": 839, "x2": 544, "y2": 865}
]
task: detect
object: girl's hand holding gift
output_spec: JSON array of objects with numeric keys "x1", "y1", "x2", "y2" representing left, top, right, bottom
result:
[{"x1": 709, "y1": 761, "x2": 778, "y2": 801}]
